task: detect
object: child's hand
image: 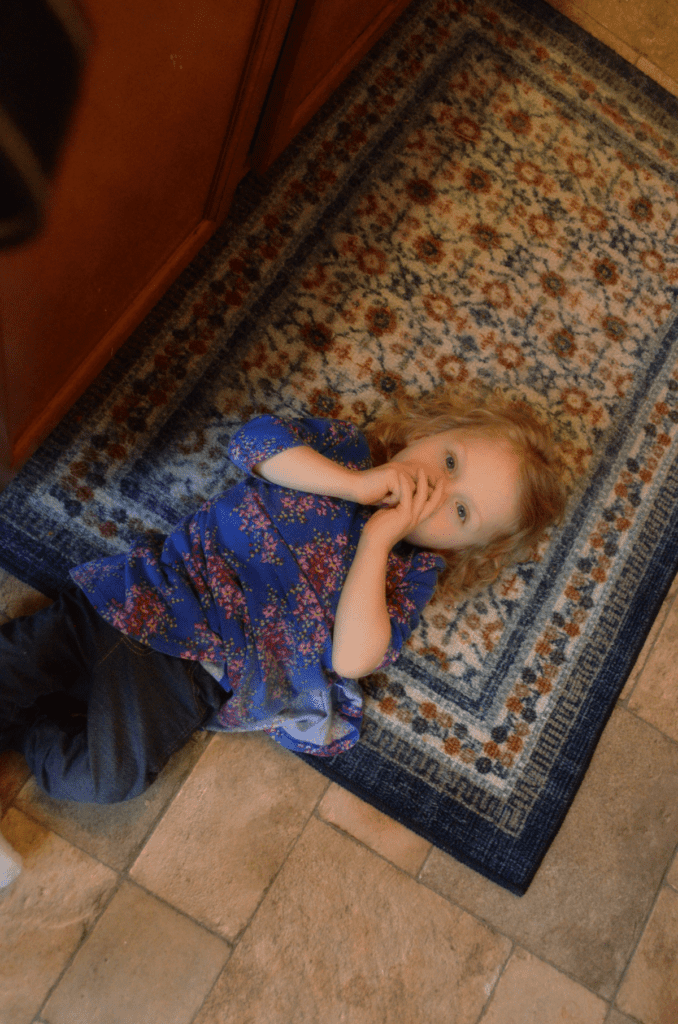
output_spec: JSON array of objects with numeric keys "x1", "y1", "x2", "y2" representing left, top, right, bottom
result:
[
  {"x1": 349, "y1": 464, "x2": 419, "y2": 507},
  {"x1": 361, "y1": 468, "x2": 446, "y2": 550}
]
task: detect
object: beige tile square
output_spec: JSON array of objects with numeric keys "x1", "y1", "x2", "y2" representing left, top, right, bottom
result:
[
  {"x1": 606, "y1": 1010, "x2": 643, "y2": 1024},
  {"x1": 193, "y1": 816, "x2": 511, "y2": 1024},
  {"x1": 0, "y1": 575, "x2": 51, "y2": 619},
  {"x1": 666, "y1": 847, "x2": 678, "y2": 890},
  {"x1": 42, "y1": 881, "x2": 229, "y2": 1024},
  {"x1": 420, "y1": 707, "x2": 678, "y2": 999},
  {"x1": 15, "y1": 732, "x2": 210, "y2": 872},
  {"x1": 628, "y1": 590, "x2": 678, "y2": 741},
  {"x1": 317, "y1": 783, "x2": 431, "y2": 874},
  {"x1": 554, "y1": 0, "x2": 678, "y2": 79},
  {"x1": 544, "y1": 0, "x2": 640, "y2": 66},
  {"x1": 616, "y1": 885, "x2": 678, "y2": 1024},
  {"x1": 620, "y1": 580, "x2": 678, "y2": 702},
  {"x1": 0, "y1": 807, "x2": 117, "y2": 1024},
  {"x1": 130, "y1": 732, "x2": 327, "y2": 941},
  {"x1": 481, "y1": 947, "x2": 607, "y2": 1024}
]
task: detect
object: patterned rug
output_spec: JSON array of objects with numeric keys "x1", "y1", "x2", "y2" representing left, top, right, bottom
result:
[{"x1": 3, "y1": 0, "x2": 678, "y2": 894}]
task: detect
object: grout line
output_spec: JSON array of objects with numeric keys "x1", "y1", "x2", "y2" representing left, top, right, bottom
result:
[
  {"x1": 10, "y1": 735, "x2": 214, "y2": 874},
  {"x1": 185, "y1": 774, "x2": 333, "y2": 1024},
  {"x1": 12, "y1": 737, "x2": 220, "y2": 1020},
  {"x1": 225, "y1": 774, "x2": 332, "y2": 951},
  {"x1": 33, "y1": 868, "x2": 124, "y2": 1021},
  {"x1": 416, "y1": 837, "x2": 436, "y2": 881},
  {"x1": 414, "y1": 866, "x2": 628, "y2": 1009},
  {"x1": 603, "y1": 1005, "x2": 643, "y2": 1024},
  {"x1": 473, "y1": 939, "x2": 516, "y2": 1024},
  {"x1": 605, "y1": 866, "x2": 676, "y2": 1020},
  {"x1": 621, "y1": 701, "x2": 678, "y2": 749},
  {"x1": 120, "y1": 874, "x2": 236, "y2": 948},
  {"x1": 301, "y1": 814, "x2": 621, "y2": 1019},
  {"x1": 618, "y1": 582, "x2": 678, "y2": 709},
  {"x1": 123, "y1": 733, "x2": 216, "y2": 871},
  {"x1": 312, "y1": 810, "x2": 432, "y2": 878}
]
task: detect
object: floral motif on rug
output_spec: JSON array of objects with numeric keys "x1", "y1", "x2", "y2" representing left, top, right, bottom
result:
[{"x1": 3, "y1": 0, "x2": 678, "y2": 891}]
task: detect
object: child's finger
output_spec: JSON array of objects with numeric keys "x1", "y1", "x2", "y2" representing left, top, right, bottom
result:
[
  {"x1": 416, "y1": 476, "x2": 446, "y2": 523},
  {"x1": 398, "y1": 471, "x2": 414, "y2": 509},
  {"x1": 411, "y1": 468, "x2": 430, "y2": 519}
]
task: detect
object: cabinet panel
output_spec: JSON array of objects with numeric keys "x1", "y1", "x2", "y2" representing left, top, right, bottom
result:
[
  {"x1": 252, "y1": 0, "x2": 412, "y2": 172},
  {"x1": 0, "y1": 0, "x2": 296, "y2": 475}
]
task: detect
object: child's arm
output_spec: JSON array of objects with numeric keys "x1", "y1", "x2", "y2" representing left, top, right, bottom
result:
[
  {"x1": 332, "y1": 470, "x2": 445, "y2": 678},
  {"x1": 253, "y1": 445, "x2": 417, "y2": 506}
]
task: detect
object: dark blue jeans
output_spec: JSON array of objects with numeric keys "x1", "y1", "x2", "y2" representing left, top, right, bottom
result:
[{"x1": 0, "y1": 585, "x2": 227, "y2": 803}]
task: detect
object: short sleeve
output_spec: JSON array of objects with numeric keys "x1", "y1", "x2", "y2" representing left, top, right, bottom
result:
[
  {"x1": 228, "y1": 415, "x2": 370, "y2": 473},
  {"x1": 377, "y1": 549, "x2": 445, "y2": 669}
]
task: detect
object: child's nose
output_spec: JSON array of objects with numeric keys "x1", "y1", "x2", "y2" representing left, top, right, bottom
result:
[{"x1": 428, "y1": 475, "x2": 453, "y2": 500}]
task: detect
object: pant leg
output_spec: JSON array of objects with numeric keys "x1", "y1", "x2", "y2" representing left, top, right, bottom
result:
[
  {"x1": 0, "y1": 585, "x2": 94, "y2": 751},
  {"x1": 3, "y1": 585, "x2": 226, "y2": 803}
]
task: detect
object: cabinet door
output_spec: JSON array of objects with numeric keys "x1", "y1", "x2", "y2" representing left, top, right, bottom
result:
[
  {"x1": 251, "y1": 0, "x2": 412, "y2": 173},
  {"x1": 0, "y1": 0, "x2": 296, "y2": 477}
]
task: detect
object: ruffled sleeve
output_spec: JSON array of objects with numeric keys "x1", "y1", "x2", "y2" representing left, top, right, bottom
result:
[
  {"x1": 378, "y1": 549, "x2": 446, "y2": 669},
  {"x1": 228, "y1": 415, "x2": 370, "y2": 474}
]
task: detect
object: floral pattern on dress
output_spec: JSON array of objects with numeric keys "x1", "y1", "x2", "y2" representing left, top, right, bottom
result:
[{"x1": 71, "y1": 416, "x2": 443, "y2": 755}]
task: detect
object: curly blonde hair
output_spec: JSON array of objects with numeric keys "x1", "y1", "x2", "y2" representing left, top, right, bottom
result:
[{"x1": 366, "y1": 385, "x2": 569, "y2": 601}]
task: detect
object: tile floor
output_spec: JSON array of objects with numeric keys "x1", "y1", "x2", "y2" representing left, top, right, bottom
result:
[
  {"x1": 2, "y1": 567, "x2": 678, "y2": 1024},
  {"x1": 2, "y1": 568, "x2": 678, "y2": 1024},
  {"x1": 3, "y1": 1, "x2": 678, "y2": 1021}
]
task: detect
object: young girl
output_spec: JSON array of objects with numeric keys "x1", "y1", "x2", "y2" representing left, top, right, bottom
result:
[{"x1": 0, "y1": 387, "x2": 566, "y2": 813}]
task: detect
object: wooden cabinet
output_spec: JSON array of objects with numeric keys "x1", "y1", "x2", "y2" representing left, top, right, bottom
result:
[
  {"x1": 0, "y1": 0, "x2": 412, "y2": 479},
  {"x1": 0, "y1": 0, "x2": 296, "y2": 478},
  {"x1": 252, "y1": 0, "x2": 413, "y2": 172}
]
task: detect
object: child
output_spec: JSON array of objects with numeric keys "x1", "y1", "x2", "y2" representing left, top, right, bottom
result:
[{"x1": 0, "y1": 387, "x2": 566, "y2": 811}]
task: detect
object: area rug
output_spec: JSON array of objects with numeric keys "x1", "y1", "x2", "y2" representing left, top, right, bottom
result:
[{"x1": 3, "y1": 0, "x2": 678, "y2": 894}]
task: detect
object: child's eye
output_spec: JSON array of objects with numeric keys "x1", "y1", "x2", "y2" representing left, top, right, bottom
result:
[
  {"x1": 445, "y1": 454, "x2": 456, "y2": 471},
  {"x1": 456, "y1": 504, "x2": 467, "y2": 522}
]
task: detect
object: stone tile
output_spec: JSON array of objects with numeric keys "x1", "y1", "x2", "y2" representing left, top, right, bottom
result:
[
  {"x1": 606, "y1": 1010, "x2": 643, "y2": 1024},
  {"x1": 193, "y1": 815, "x2": 511, "y2": 1024},
  {"x1": 42, "y1": 881, "x2": 229, "y2": 1024},
  {"x1": 544, "y1": 0, "x2": 640, "y2": 67},
  {"x1": 666, "y1": 847, "x2": 678, "y2": 890},
  {"x1": 130, "y1": 733, "x2": 327, "y2": 941},
  {"x1": 0, "y1": 750, "x2": 31, "y2": 813},
  {"x1": 0, "y1": 575, "x2": 51, "y2": 620},
  {"x1": 555, "y1": 0, "x2": 678, "y2": 79},
  {"x1": 627, "y1": 590, "x2": 678, "y2": 742},
  {"x1": 481, "y1": 947, "x2": 607, "y2": 1024},
  {"x1": 619, "y1": 579, "x2": 678, "y2": 702},
  {"x1": 317, "y1": 783, "x2": 431, "y2": 875},
  {"x1": 420, "y1": 707, "x2": 678, "y2": 999},
  {"x1": 616, "y1": 885, "x2": 678, "y2": 1024},
  {"x1": 0, "y1": 807, "x2": 117, "y2": 1024},
  {"x1": 15, "y1": 732, "x2": 210, "y2": 872}
]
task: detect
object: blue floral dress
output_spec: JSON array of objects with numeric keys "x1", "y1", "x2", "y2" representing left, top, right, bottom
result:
[{"x1": 70, "y1": 417, "x2": 444, "y2": 756}]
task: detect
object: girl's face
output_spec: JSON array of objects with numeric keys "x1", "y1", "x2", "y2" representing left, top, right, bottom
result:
[{"x1": 390, "y1": 428, "x2": 521, "y2": 550}]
